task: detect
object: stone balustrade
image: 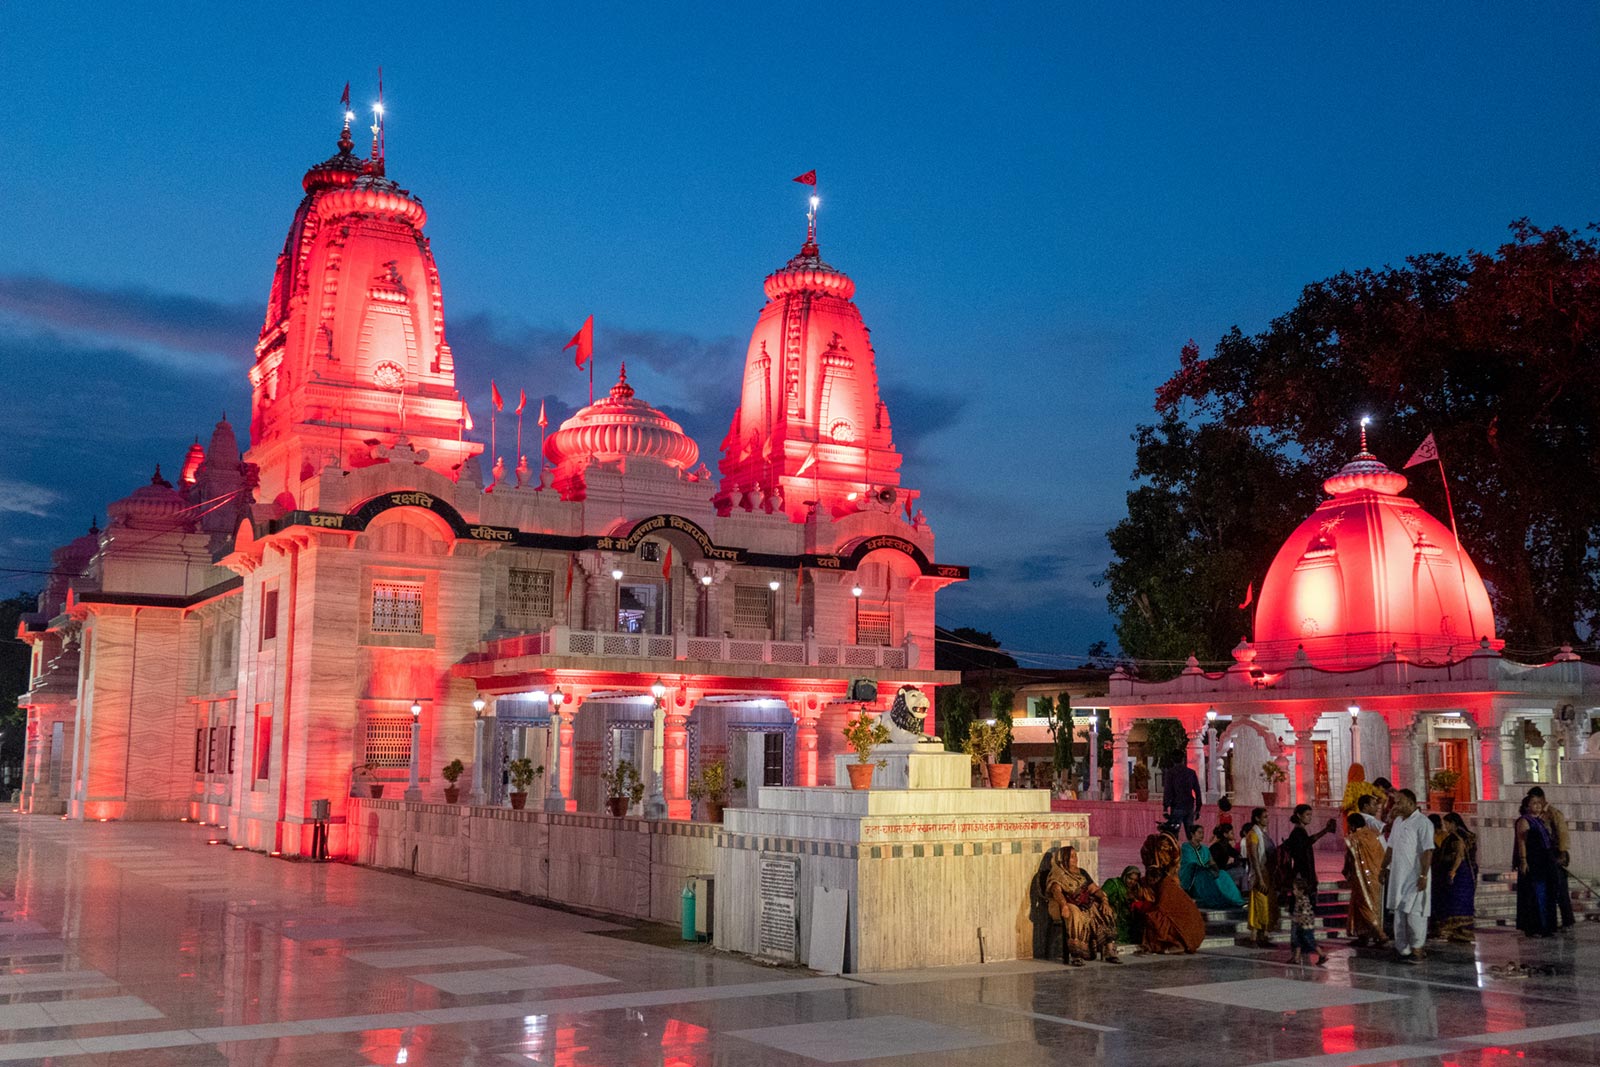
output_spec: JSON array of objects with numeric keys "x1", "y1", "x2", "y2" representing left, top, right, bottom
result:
[{"x1": 478, "y1": 626, "x2": 909, "y2": 670}]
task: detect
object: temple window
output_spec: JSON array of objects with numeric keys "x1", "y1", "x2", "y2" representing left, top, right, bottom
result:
[
  {"x1": 364, "y1": 717, "x2": 413, "y2": 769},
  {"x1": 857, "y1": 609, "x2": 892, "y2": 646},
  {"x1": 371, "y1": 581, "x2": 424, "y2": 634},
  {"x1": 252, "y1": 706, "x2": 273, "y2": 784},
  {"x1": 618, "y1": 582, "x2": 666, "y2": 634},
  {"x1": 507, "y1": 568, "x2": 554, "y2": 623},
  {"x1": 733, "y1": 585, "x2": 775, "y2": 635},
  {"x1": 259, "y1": 584, "x2": 280, "y2": 646}
]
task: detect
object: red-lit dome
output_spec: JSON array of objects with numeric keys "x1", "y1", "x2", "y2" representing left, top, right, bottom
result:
[
  {"x1": 1254, "y1": 447, "x2": 1497, "y2": 669},
  {"x1": 544, "y1": 366, "x2": 699, "y2": 500},
  {"x1": 106, "y1": 468, "x2": 194, "y2": 531}
]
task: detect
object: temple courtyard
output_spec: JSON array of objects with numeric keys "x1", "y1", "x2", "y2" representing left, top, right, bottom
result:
[{"x1": 0, "y1": 818, "x2": 1587, "y2": 1065}]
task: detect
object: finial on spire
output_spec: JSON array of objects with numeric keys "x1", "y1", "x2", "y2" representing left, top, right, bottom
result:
[
  {"x1": 369, "y1": 66, "x2": 386, "y2": 175},
  {"x1": 338, "y1": 81, "x2": 354, "y2": 154},
  {"x1": 793, "y1": 170, "x2": 819, "y2": 248},
  {"x1": 1359, "y1": 415, "x2": 1372, "y2": 454}
]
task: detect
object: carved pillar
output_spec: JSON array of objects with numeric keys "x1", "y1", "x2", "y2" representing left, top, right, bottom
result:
[
  {"x1": 1086, "y1": 711, "x2": 1100, "y2": 800},
  {"x1": 1501, "y1": 723, "x2": 1521, "y2": 790},
  {"x1": 691, "y1": 562, "x2": 733, "y2": 637},
  {"x1": 1387, "y1": 723, "x2": 1408, "y2": 792},
  {"x1": 1111, "y1": 730, "x2": 1130, "y2": 801},
  {"x1": 1293, "y1": 730, "x2": 1315, "y2": 805},
  {"x1": 470, "y1": 714, "x2": 490, "y2": 806},
  {"x1": 645, "y1": 697, "x2": 667, "y2": 819},
  {"x1": 1411, "y1": 723, "x2": 1428, "y2": 795},
  {"x1": 1545, "y1": 718, "x2": 1561, "y2": 784},
  {"x1": 545, "y1": 705, "x2": 569, "y2": 812},
  {"x1": 664, "y1": 711, "x2": 690, "y2": 820},
  {"x1": 559, "y1": 706, "x2": 577, "y2": 812},
  {"x1": 1477, "y1": 725, "x2": 1501, "y2": 802},
  {"x1": 795, "y1": 707, "x2": 820, "y2": 787}
]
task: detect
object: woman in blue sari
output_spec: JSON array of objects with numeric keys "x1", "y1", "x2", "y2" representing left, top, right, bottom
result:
[
  {"x1": 1514, "y1": 794, "x2": 1558, "y2": 938},
  {"x1": 1180, "y1": 822, "x2": 1244, "y2": 909},
  {"x1": 1431, "y1": 812, "x2": 1477, "y2": 942}
]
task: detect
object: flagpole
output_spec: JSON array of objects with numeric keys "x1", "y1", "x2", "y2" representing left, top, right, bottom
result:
[{"x1": 1436, "y1": 455, "x2": 1478, "y2": 643}]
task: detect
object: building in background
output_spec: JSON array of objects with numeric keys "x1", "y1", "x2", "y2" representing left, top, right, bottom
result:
[{"x1": 14, "y1": 114, "x2": 963, "y2": 855}]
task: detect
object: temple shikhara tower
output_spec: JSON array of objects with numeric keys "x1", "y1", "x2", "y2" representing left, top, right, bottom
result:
[{"x1": 13, "y1": 102, "x2": 965, "y2": 857}]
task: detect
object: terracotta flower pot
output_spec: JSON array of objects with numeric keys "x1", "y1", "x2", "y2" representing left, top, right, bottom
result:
[
  {"x1": 509, "y1": 791, "x2": 528, "y2": 810},
  {"x1": 1430, "y1": 791, "x2": 1456, "y2": 813},
  {"x1": 986, "y1": 762, "x2": 1013, "y2": 789},
  {"x1": 1262, "y1": 789, "x2": 1278, "y2": 807},
  {"x1": 607, "y1": 797, "x2": 630, "y2": 816},
  {"x1": 369, "y1": 784, "x2": 385, "y2": 799},
  {"x1": 443, "y1": 786, "x2": 460, "y2": 804},
  {"x1": 704, "y1": 800, "x2": 725, "y2": 824},
  {"x1": 1133, "y1": 788, "x2": 1149, "y2": 802},
  {"x1": 846, "y1": 763, "x2": 876, "y2": 790}
]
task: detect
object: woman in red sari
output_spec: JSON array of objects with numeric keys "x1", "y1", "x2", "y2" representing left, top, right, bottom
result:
[{"x1": 1134, "y1": 827, "x2": 1206, "y2": 954}]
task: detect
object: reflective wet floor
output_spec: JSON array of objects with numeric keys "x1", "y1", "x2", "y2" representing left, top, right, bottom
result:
[{"x1": 0, "y1": 815, "x2": 1596, "y2": 1065}]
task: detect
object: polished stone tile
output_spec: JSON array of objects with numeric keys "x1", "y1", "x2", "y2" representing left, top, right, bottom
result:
[
  {"x1": 728, "y1": 1014, "x2": 1002, "y2": 1062},
  {"x1": 346, "y1": 945, "x2": 523, "y2": 968},
  {"x1": 410, "y1": 962, "x2": 618, "y2": 995},
  {"x1": 0, "y1": 968, "x2": 116, "y2": 994},
  {"x1": 1153, "y1": 976, "x2": 1406, "y2": 1012}
]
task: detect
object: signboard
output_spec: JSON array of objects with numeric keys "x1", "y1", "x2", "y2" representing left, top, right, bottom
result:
[{"x1": 756, "y1": 854, "x2": 800, "y2": 962}]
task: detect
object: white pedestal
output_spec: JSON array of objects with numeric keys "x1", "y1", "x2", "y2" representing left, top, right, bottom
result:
[{"x1": 832, "y1": 743, "x2": 971, "y2": 791}]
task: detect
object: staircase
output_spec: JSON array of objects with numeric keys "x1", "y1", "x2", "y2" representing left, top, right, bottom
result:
[{"x1": 1198, "y1": 870, "x2": 1600, "y2": 948}]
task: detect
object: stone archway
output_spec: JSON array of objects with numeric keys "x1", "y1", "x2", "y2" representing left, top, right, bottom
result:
[{"x1": 1216, "y1": 717, "x2": 1283, "y2": 807}]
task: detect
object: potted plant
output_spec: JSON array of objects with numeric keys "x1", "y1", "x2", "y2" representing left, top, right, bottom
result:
[
  {"x1": 602, "y1": 759, "x2": 645, "y2": 816},
  {"x1": 1130, "y1": 762, "x2": 1150, "y2": 802},
  {"x1": 356, "y1": 762, "x2": 385, "y2": 800},
  {"x1": 441, "y1": 758, "x2": 465, "y2": 804},
  {"x1": 1261, "y1": 760, "x2": 1287, "y2": 807},
  {"x1": 507, "y1": 758, "x2": 543, "y2": 810},
  {"x1": 841, "y1": 710, "x2": 891, "y2": 790},
  {"x1": 1428, "y1": 768, "x2": 1462, "y2": 813},
  {"x1": 962, "y1": 719, "x2": 1013, "y2": 788},
  {"x1": 687, "y1": 760, "x2": 745, "y2": 823}
]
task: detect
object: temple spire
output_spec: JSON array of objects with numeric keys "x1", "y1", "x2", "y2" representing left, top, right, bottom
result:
[
  {"x1": 1359, "y1": 415, "x2": 1371, "y2": 454},
  {"x1": 338, "y1": 81, "x2": 354, "y2": 154},
  {"x1": 369, "y1": 67, "x2": 386, "y2": 175}
]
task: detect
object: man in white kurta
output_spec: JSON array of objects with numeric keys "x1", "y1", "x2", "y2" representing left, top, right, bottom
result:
[{"x1": 1382, "y1": 788, "x2": 1434, "y2": 961}]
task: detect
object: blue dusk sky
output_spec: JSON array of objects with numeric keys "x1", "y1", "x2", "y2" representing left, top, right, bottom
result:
[{"x1": 2, "y1": 4, "x2": 1598, "y2": 661}]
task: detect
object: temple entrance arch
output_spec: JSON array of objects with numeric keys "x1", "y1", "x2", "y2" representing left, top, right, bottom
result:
[{"x1": 1217, "y1": 717, "x2": 1283, "y2": 806}]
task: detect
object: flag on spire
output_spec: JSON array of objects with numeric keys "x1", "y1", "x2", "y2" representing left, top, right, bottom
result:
[
  {"x1": 537, "y1": 399, "x2": 548, "y2": 429},
  {"x1": 795, "y1": 447, "x2": 818, "y2": 477},
  {"x1": 463, "y1": 405, "x2": 474, "y2": 431},
  {"x1": 1238, "y1": 582, "x2": 1254, "y2": 610},
  {"x1": 793, "y1": 170, "x2": 817, "y2": 186},
  {"x1": 340, "y1": 82, "x2": 350, "y2": 108},
  {"x1": 516, "y1": 389, "x2": 526, "y2": 416},
  {"x1": 565, "y1": 316, "x2": 594, "y2": 369},
  {"x1": 490, "y1": 381, "x2": 504, "y2": 411},
  {"x1": 1405, "y1": 433, "x2": 1440, "y2": 469}
]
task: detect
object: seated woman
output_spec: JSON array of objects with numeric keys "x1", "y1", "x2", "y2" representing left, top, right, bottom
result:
[
  {"x1": 1211, "y1": 824, "x2": 1248, "y2": 894},
  {"x1": 1102, "y1": 866, "x2": 1143, "y2": 946},
  {"x1": 1180, "y1": 823, "x2": 1244, "y2": 909},
  {"x1": 1134, "y1": 827, "x2": 1206, "y2": 954},
  {"x1": 1044, "y1": 846, "x2": 1120, "y2": 966}
]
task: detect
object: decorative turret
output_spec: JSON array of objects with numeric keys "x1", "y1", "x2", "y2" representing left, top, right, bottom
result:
[
  {"x1": 248, "y1": 96, "x2": 480, "y2": 513},
  {"x1": 713, "y1": 218, "x2": 907, "y2": 522},
  {"x1": 544, "y1": 365, "x2": 699, "y2": 501}
]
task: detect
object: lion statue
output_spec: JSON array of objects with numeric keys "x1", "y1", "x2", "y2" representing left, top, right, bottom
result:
[{"x1": 886, "y1": 685, "x2": 937, "y2": 745}]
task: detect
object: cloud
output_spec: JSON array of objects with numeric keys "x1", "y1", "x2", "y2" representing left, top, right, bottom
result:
[
  {"x1": 0, "y1": 275, "x2": 256, "y2": 373},
  {"x1": 0, "y1": 478, "x2": 62, "y2": 518}
]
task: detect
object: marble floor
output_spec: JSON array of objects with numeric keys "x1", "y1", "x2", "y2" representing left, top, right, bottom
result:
[{"x1": 0, "y1": 818, "x2": 1595, "y2": 1065}]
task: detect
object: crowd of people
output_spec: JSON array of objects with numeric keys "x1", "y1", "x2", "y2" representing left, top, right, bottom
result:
[{"x1": 1035, "y1": 763, "x2": 1578, "y2": 969}]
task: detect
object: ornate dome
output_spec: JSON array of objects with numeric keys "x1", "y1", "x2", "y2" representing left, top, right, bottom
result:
[
  {"x1": 1253, "y1": 446, "x2": 1497, "y2": 669},
  {"x1": 543, "y1": 366, "x2": 699, "y2": 500},
  {"x1": 106, "y1": 468, "x2": 194, "y2": 531}
]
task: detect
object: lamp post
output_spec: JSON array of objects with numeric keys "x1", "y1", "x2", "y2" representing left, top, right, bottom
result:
[
  {"x1": 470, "y1": 697, "x2": 488, "y2": 805},
  {"x1": 1348, "y1": 704, "x2": 1362, "y2": 769},
  {"x1": 1205, "y1": 708, "x2": 1219, "y2": 803},
  {"x1": 405, "y1": 700, "x2": 423, "y2": 801},
  {"x1": 611, "y1": 567, "x2": 624, "y2": 632},
  {"x1": 768, "y1": 579, "x2": 781, "y2": 641},
  {"x1": 646, "y1": 679, "x2": 668, "y2": 819},
  {"x1": 545, "y1": 688, "x2": 567, "y2": 812},
  {"x1": 699, "y1": 573, "x2": 713, "y2": 636},
  {"x1": 851, "y1": 584, "x2": 863, "y2": 642}
]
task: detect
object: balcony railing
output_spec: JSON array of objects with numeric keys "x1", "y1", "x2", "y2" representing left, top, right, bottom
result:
[{"x1": 482, "y1": 625, "x2": 909, "y2": 670}]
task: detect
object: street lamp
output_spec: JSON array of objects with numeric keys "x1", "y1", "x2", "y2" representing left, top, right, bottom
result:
[
  {"x1": 697, "y1": 573, "x2": 713, "y2": 636},
  {"x1": 1348, "y1": 704, "x2": 1362, "y2": 766},
  {"x1": 768, "y1": 579, "x2": 781, "y2": 640},
  {"x1": 546, "y1": 688, "x2": 567, "y2": 812},
  {"x1": 611, "y1": 567, "x2": 625, "y2": 632},
  {"x1": 472, "y1": 697, "x2": 486, "y2": 714},
  {"x1": 405, "y1": 701, "x2": 423, "y2": 800},
  {"x1": 470, "y1": 696, "x2": 488, "y2": 805},
  {"x1": 1205, "y1": 708, "x2": 1219, "y2": 802},
  {"x1": 852, "y1": 584, "x2": 863, "y2": 642},
  {"x1": 646, "y1": 678, "x2": 668, "y2": 819}
]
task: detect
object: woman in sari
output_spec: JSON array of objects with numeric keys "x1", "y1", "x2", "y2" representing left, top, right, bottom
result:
[
  {"x1": 1342, "y1": 811, "x2": 1387, "y2": 947},
  {"x1": 1044, "y1": 846, "x2": 1120, "y2": 965},
  {"x1": 1514, "y1": 795, "x2": 1558, "y2": 938},
  {"x1": 1134, "y1": 827, "x2": 1206, "y2": 953},
  {"x1": 1243, "y1": 806, "x2": 1279, "y2": 947},
  {"x1": 1432, "y1": 812, "x2": 1477, "y2": 943},
  {"x1": 1102, "y1": 866, "x2": 1142, "y2": 946},
  {"x1": 1180, "y1": 823, "x2": 1244, "y2": 909}
]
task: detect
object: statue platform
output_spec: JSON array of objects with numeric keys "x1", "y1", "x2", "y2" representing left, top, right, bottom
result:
[{"x1": 831, "y1": 742, "x2": 971, "y2": 791}]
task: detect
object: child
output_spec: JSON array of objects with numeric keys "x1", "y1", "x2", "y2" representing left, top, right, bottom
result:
[{"x1": 1216, "y1": 796, "x2": 1234, "y2": 832}]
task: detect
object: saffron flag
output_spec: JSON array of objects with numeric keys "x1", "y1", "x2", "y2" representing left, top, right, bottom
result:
[
  {"x1": 795, "y1": 447, "x2": 818, "y2": 477},
  {"x1": 1405, "y1": 433, "x2": 1440, "y2": 469},
  {"x1": 793, "y1": 170, "x2": 817, "y2": 186},
  {"x1": 1238, "y1": 582, "x2": 1254, "y2": 610},
  {"x1": 565, "y1": 315, "x2": 594, "y2": 369},
  {"x1": 516, "y1": 389, "x2": 526, "y2": 416},
  {"x1": 463, "y1": 405, "x2": 474, "y2": 431},
  {"x1": 537, "y1": 398, "x2": 548, "y2": 429},
  {"x1": 340, "y1": 82, "x2": 350, "y2": 108},
  {"x1": 490, "y1": 381, "x2": 504, "y2": 411},
  {"x1": 661, "y1": 545, "x2": 673, "y2": 580}
]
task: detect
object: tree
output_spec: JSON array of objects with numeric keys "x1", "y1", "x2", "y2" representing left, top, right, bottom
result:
[
  {"x1": 935, "y1": 627, "x2": 1018, "y2": 672},
  {"x1": 0, "y1": 593, "x2": 37, "y2": 780},
  {"x1": 1144, "y1": 719, "x2": 1189, "y2": 770},
  {"x1": 1112, "y1": 220, "x2": 1600, "y2": 654},
  {"x1": 989, "y1": 686, "x2": 1015, "y2": 764},
  {"x1": 938, "y1": 686, "x2": 980, "y2": 755},
  {"x1": 1044, "y1": 692, "x2": 1076, "y2": 785},
  {"x1": 1104, "y1": 413, "x2": 1320, "y2": 672}
]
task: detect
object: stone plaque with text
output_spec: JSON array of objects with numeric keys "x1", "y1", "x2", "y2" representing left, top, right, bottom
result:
[{"x1": 756, "y1": 854, "x2": 800, "y2": 962}]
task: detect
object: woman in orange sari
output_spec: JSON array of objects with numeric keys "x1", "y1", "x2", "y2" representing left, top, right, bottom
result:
[
  {"x1": 1342, "y1": 811, "x2": 1388, "y2": 947},
  {"x1": 1133, "y1": 827, "x2": 1206, "y2": 953}
]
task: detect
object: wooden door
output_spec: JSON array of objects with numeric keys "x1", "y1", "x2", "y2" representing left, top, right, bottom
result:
[
  {"x1": 1441, "y1": 738, "x2": 1471, "y2": 802},
  {"x1": 1312, "y1": 740, "x2": 1331, "y2": 803}
]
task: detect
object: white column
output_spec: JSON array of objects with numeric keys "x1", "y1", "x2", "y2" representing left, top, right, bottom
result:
[
  {"x1": 405, "y1": 714, "x2": 423, "y2": 801},
  {"x1": 545, "y1": 709, "x2": 567, "y2": 811},
  {"x1": 470, "y1": 716, "x2": 490, "y2": 806},
  {"x1": 1349, "y1": 712, "x2": 1362, "y2": 768},
  {"x1": 645, "y1": 698, "x2": 667, "y2": 819},
  {"x1": 1111, "y1": 730, "x2": 1130, "y2": 801},
  {"x1": 1501, "y1": 723, "x2": 1520, "y2": 789},
  {"x1": 1086, "y1": 712, "x2": 1100, "y2": 800}
]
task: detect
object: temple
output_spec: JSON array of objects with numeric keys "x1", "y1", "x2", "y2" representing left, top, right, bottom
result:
[
  {"x1": 1105, "y1": 440, "x2": 1600, "y2": 810},
  {"x1": 14, "y1": 112, "x2": 964, "y2": 855}
]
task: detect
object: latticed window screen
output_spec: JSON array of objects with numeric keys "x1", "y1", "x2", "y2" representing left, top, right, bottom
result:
[
  {"x1": 371, "y1": 582, "x2": 424, "y2": 633},
  {"x1": 507, "y1": 568, "x2": 554, "y2": 620},
  {"x1": 364, "y1": 717, "x2": 413, "y2": 768},
  {"x1": 857, "y1": 609, "x2": 892, "y2": 646},
  {"x1": 733, "y1": 586, "x2": 773, "y2": 630}
]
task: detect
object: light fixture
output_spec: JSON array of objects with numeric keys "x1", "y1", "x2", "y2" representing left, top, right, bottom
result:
[
  {"x1": 651, "y1": 679, "x2": 667, "y2": 700},
  {"x1": 768, "y1": 580, "x2": 781, "y2": 592},
  {"x1": 550, "y1": 688, "x2": 566, "y2": 708},
  {"x1": 851, "y1": 585, "x2": 863, "y2": 598},
  {"x1": 611, "y1": 567, "x2": 624, "y2": 581},
  {"x1": 1348, "y1": 704, "x2": 1361, "y2": 718},
  {"x1": 700, "y1": 574, "x2": 713, "y2": 586},
  {"x1": 410, "y1": 701, "x2": 422, "y2": 718},
  {"x1": 985, "y1": 717, "x2": 996, "y2": 726},
  {"x1": 472, "y1": 697, "x2": 486, "y2": 714},
  {"x1": 846, "y1": 491, "x2": 859, "y2": 501},
  {"x1": 1205, "y1": 708, "x2": 1217, "y2": 723}
]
